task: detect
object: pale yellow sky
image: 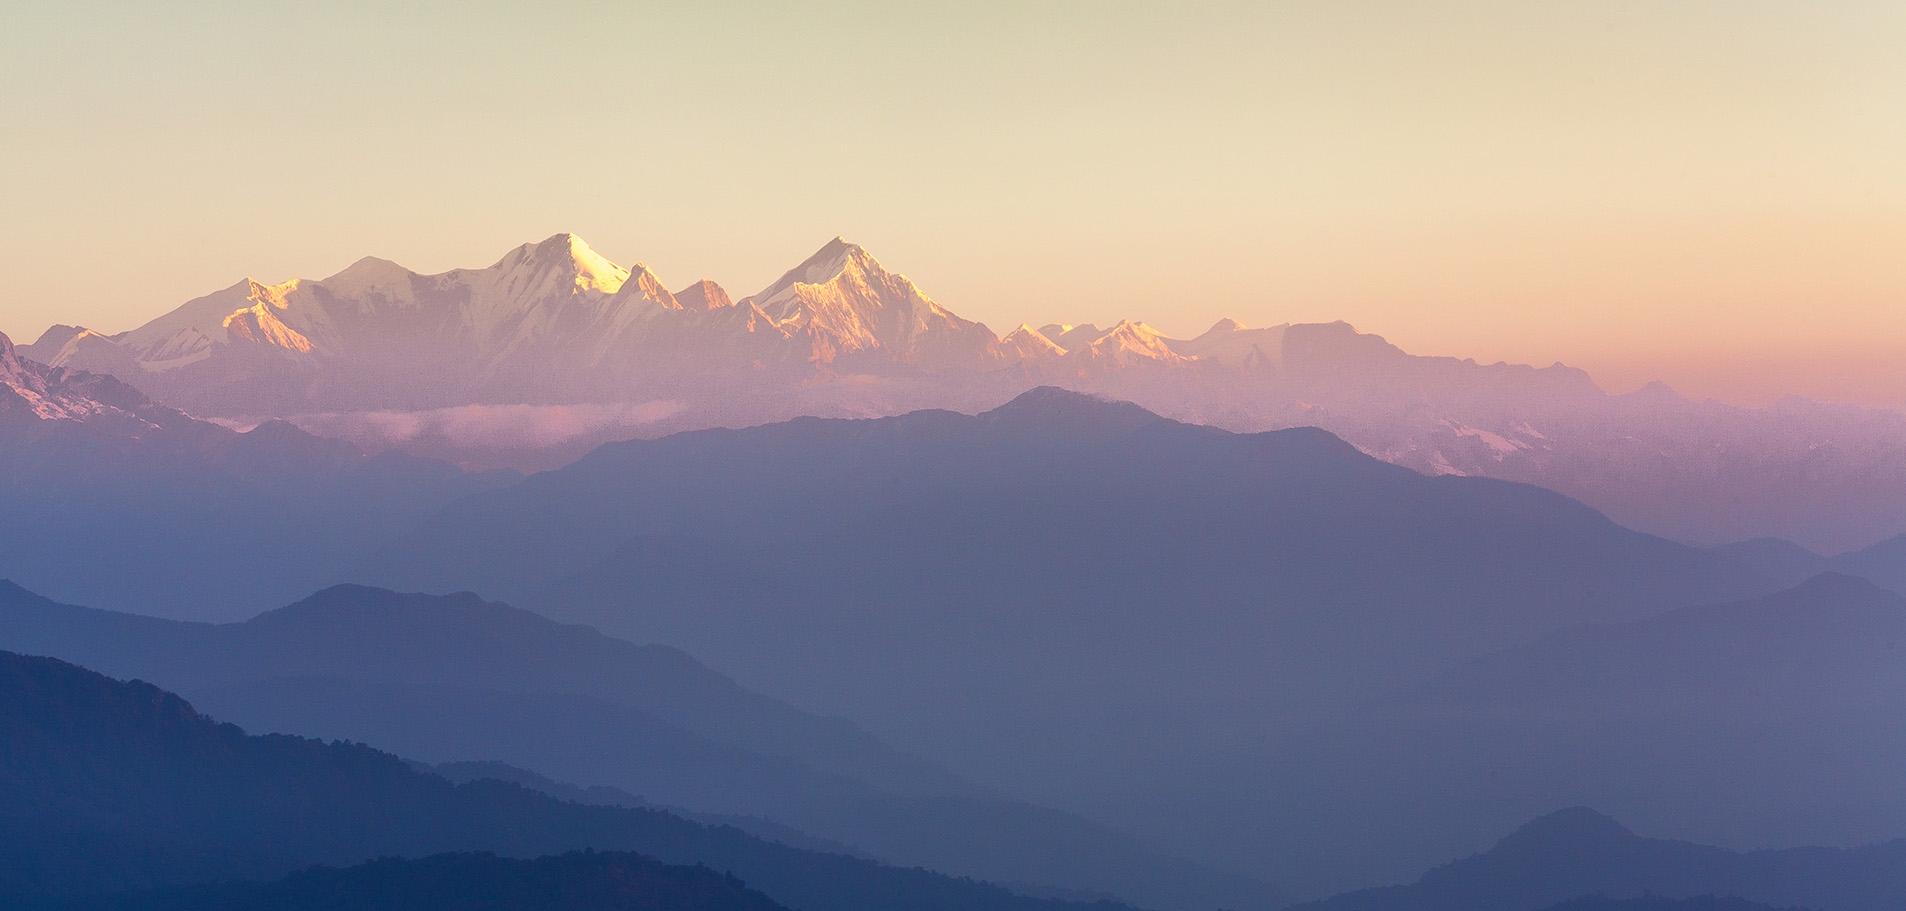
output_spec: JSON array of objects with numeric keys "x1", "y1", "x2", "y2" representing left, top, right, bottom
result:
[{"x1": 2, "y1": 2, "x2": 1903, "y2": 405}]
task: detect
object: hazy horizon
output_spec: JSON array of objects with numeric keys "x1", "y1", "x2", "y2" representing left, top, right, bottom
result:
[
  {"x1": 5, "y1": 2, "x2": 1905, "y2": 407},
  {"x1": 10, "y1": 7, "x2": 1906, "y2": 911}
]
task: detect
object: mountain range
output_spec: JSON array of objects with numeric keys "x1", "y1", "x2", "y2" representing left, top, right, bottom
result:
[
  {"x1": 6, "y1": 647, "x2": 1861, "y2": 911},
  {"x1": 0, "y1": 581, "x2": 1279, "y2": 911},
  {"x1": 14, "y1": 226, "x2": 1906, "y2": 910},
  {"x1": 17, "y1": 234, "x2": 1906, "y2": 550},
  {"x1": 11, "y1": 342, "x2": 1906, "y2": 899},
  {"x1": 355, "y1": 386, "x2": 1803, "y2": 894},
  {"x1": 0, "y1": 649, "x2": 1132, "y2": 911},
  {"x1": 18, "y1": 234, "x2": 1015, "y2": 416}
]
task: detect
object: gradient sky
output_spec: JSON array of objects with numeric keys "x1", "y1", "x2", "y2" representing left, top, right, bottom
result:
[{"x1": 3, "y1": 1, "x2": 1904, "y2": 406}]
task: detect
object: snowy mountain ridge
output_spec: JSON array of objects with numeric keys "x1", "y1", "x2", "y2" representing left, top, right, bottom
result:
[
  {"x1": 29, "y1": 233, "x2": 1315, "y2": 390},
  {"x1": 22, "y1": 233, "x2": 1906, "y2": 551}
]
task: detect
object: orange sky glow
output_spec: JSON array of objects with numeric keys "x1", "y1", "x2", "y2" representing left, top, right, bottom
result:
[{"x1": 2, "y1": 2, "x2": 1903, "y2": 407}]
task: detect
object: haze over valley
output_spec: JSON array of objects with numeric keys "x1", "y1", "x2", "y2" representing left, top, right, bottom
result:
[
  {"x1": 6, "y1": 4, "x2": 1906, "y2": 910},
  {"x1": 10, "y1": 297, "x2": 1906, "y2": 902},
  {"x1": 18, "y1": 234, "x2": 1906, "y2": 552}
]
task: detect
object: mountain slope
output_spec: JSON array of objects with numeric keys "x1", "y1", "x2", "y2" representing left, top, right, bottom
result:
[
  {"x1": 0, "y1": 649, "x2": 1130, "y2": 911},
  {"x1": 1296, "y1": 808, "x2": 1906, "y2": 911},
  {"x1": 1244, "y1": 574, "x2": 1906, "y2": 894},
  {"x1": 0, "y1": 582, "x2": 1283, "y2": 911},
  {"x1": 1393, "y1": 574, "x2": 1906, "y2": 848},
  {"x1": 367, "y1": 387, "x2": 1775, "y2": 892},
  {"x1": 1, "y1": 330, "x2": 182, "y2": 430},
  {"x1": 1706, "y1": 539, "x2": 1830, "y2": 591},
  {"x1": 0, "y1": 333, "x2": 512, "y2": 619},
  {"x1": 420, "y1": 761, "x2": 865, "y2": 857},
  {"x1": 1825, "y1": 534, "x2": 1906, "y2": 594},
  {"x1": 739, "y1": 238, "x2": 1002, "y2": 370},
  {"x1": 43, "y1": 851, "x2": 792, "y2": 911}
]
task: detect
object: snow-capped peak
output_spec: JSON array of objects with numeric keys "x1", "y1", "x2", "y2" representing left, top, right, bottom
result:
[
  {"x1": 0, "y1": 329, "x2": 147, "y2": 424},
  {"x1": 1000, "y1": 324, "x2": 1066, "y2": 361},
  {"x1": 1067, "y1": 320, "x2": 1188, "y2": 367},
  {"x1": 609, "y1": 262, "x2": 681, "y2": 312},
  {"x1": 488, "y1": 233, "x2": 630, "y2": 295},
  {"x1": 745, "y1": 237, "x2": 870, "y2": 314},
  {"x1": 731, "y1": 237, "x2": 997, "y2": 367},
  {"x1": 674, "y1": 280, "x2": 733, "y2": 311},
  {"x1": 318, "y1": 256, "x2": 415, "y2": 297},
  {"x1": 1166, "y1": 319, "x2": 1288, "y2": 367},
  {"x1": 793, "y1": 236, "x2": 863, "y2": 283},
  {"x1": 1039, "y1": 324, "x2": 1105, "y2": 353}
]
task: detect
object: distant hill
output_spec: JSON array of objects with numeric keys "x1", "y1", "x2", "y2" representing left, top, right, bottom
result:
[
  {"x1": 1824, "y1": 535, "x2": 1906, "y2": 595},
  {"x1": 0, "y1": 582, "x2": 1279, "y2": 911},
  {"x1": 1253, "y1": 574, "x2": 1906, "y2": 894},
  {"x1": 1541, "y1": 898, "x2": 1805, "y2": 911},
  {"x1": 0, "y1": 649, "x2": 1129, "y2": 911},
  {"x1": 0, "y1": 329, "x2": 513, "y2": 619},
  {"x1": 1296, "y1": 807, "x2": 1905, "y2": 911},
  {"x1": 1704, "y1": 539, "x2": 1831, "y2": 591},
  {"x1": 39, "y1": 851, "x2": 791, "y2": 911},
  {"x1": 1705, "y1": 536, "x2": 1906, "y2": 598},
  {"x1": 419, "y1": 761, "x2": 865, "y2": 858},
  {"x1": 364, "y1": 386, "x2": 1776, "y2": 892}
]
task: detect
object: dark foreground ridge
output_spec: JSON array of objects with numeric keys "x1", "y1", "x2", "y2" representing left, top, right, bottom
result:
[
  {"x1": 29, "y1": 850, "x2": 790, "y2": 911},
  {"x1": 0, "y1": 650, "x2": 1131, "y2": 911},
  {"x1": 0, "y1": 580, "x2": 1278, "y2": 911}
]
